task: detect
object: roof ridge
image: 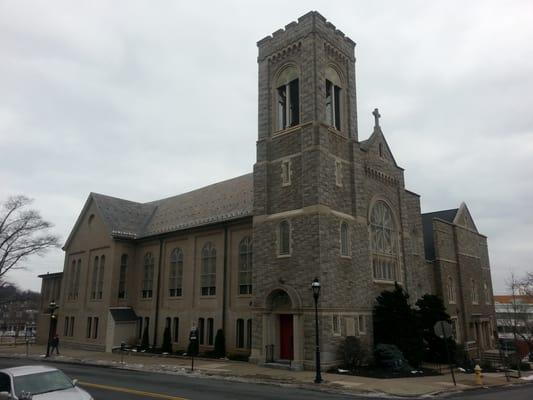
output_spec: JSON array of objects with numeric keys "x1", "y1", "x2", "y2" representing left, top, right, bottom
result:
[
  {"x1": 91, "y1": 191, "x2": 143, "y2": 205},
  {"x1": 145, "y1": 172, "x2": 252, "y2": 205}
]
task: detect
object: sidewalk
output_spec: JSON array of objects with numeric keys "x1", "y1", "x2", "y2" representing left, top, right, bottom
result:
[{"x1": 0, "y1": 344, "x2": 531, "y2": 397}]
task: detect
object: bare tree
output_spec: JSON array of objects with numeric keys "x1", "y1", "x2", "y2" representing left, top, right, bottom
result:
[
  {"x1": 0, "y1": 195, "x2": 60, "y2": 283},
  {"x1": 519, "y1": 273, "x2": 533, "y2": 297}
]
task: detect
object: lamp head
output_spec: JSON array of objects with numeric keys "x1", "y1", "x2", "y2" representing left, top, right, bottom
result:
[
  {"x1": 48, "y1": 300, "x2": 58, "y2": 313},
  {"x1": 311, "y1": 278, "x2": 321, "y2": 298}
]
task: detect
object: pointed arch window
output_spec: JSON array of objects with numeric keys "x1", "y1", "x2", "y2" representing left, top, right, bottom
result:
[
  {"x1": 340, "y1": 222, "x2": 349, "y2": 256},
  {"x1": 370, "y1": 201, "x2": 399, "y2": 281},
  {"x1": 276, "y1": 66, "x2": 299, "y2": 130},
  {"x1": 169, "y1": 248, "x2": 184, "y2": 297},
  {"x1": 142, "y1": 252, "x2": 154, "y2": 299},
  {"x1": 239, "y1": 237, "x2": 253, "y2": 295},
  {"x1": 201, "y1": 243, "x2": 216, "y2": 296}
]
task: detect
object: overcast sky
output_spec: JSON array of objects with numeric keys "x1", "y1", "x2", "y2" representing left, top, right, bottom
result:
[{"x1": 1, "y1": 0, "x2": 532, "y2": 294}]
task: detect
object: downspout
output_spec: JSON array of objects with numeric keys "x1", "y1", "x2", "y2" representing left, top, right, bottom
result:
[
  {"x1": 222, "y1": 225, "x2": 228, "y2": 334},
  {"x1": 153, "y1": 238, "x2": 164, "y2": 348}
]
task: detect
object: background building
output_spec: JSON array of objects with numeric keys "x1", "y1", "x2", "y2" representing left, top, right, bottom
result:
[
  {"x1": 0, "y1": 285, "x2": 39, "y2": 339},
  {"x1": 38, "y1": 11, "x2": 496, "y2": 369},
  {"x1": 494, "y1": 294, "x2": 533, "y2": 358}
]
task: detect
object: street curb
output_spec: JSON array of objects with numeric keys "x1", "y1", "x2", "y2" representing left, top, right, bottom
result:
[
  {"x1": 0, "y1": 353, "x2": 380, "y2": 398},
  {"x1": 1, "y1": 353, "x2": 531, "y2": 398}
]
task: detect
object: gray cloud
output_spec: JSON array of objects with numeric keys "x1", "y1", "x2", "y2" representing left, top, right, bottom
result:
[{"x1": 1, "y1": 0, "x2": 531, "y2": 293}]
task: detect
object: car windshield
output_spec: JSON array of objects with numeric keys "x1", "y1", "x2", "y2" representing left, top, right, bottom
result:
[{"x1": 13, "y1": 370, "x2": 73, "y2": 397}]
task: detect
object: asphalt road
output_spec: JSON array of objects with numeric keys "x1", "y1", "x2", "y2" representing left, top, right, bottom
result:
[{"x1": 0, "y1": 357, "x2": 532, "y2": 400}]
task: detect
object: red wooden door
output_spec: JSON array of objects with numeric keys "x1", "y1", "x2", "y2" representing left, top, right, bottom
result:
[{"x1": 279, "y1": 314, "x2": 293, "y2": 360}]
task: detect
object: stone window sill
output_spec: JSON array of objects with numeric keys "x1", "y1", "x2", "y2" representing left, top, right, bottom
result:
[
  {"x1": 373, "y1": 279, "x2": 398, "y2": 285},
  {"x1": 272, "y1": 124, "x2": 304, "y2": 138}
]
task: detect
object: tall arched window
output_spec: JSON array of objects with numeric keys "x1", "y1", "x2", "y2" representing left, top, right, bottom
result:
[
  {"x1": 278, "y1": 220, "x2": 290, "y2": 256},
  {"x1": 97, "y1": 255, "x2": 105, "y2": 299},
  {"x1": 471, "y1": 280, "x2": 478, "y2": 304},
  {"x1": 91, "y1": 256, "x2": 99, "y2": 299},
  {"x1": 118, "y1": 254, "x2": 127, "y2": 299},
  {"x1": 340, "y1": 222, "x2": 349, "y2": 256},
  {"x1": 370, "y1": 201, "x2": 398, "y2": 281},
  {"x1": 448, "y1": 276, "x2": 456, "y2": 304},
  {"x1": 276, "y1": 66, "x2": 299, "y2": 130},
  {"x1": 74, "y1": 259, "x2": 81, "y2": 299},
  {"x1": 169, "y1": 248, "x2": 184, "y2": 297},
  {"x1": 239, "y1": 237, "x2": 253, "y2": 295},
  {"x1": 68, "y1": 260, "x2": 76, "y2": 300},
  {"x1": 201, "y1": 243, "x2": 216, "y2": 296},
  {"x1": 142, "y1": 252, "x2": 154, "y2": 299},
  {"x1": 325, "y1": 66, "x2": 342, "y2": 130}
]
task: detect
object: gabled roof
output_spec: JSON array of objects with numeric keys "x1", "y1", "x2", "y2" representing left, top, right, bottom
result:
[
  {"x1": 421, "y1": 208, "x2": 458, "y2": 261},
  {"x1": 92, "y1": 193, "x2": 156, "y2": 238},
  {"x1": 64, "y1": 173, "x2": 253, "y2": 248},
  {"x1": 360, "y1": 124, "x2": 400, "y2": 168},
  {"x1": 453, "y1": 202, "x2": 478, "y2": 232}
]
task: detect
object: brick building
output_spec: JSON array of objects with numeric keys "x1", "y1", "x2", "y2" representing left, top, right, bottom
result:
[{"x1": 38, "y1": 11, "x2": 496, "y2": 369}]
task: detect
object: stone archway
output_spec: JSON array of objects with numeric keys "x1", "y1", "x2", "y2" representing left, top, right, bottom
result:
[{"x1": 261, "y1": 288, "x2": 304, "y2": 370}]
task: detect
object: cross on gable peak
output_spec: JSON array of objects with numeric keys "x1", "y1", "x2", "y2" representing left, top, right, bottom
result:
[{"x1": 372, "y1": 108, "x2": 381, "y2": 128}]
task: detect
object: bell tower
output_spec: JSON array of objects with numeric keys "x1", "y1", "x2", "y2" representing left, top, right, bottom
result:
[{"x1": 251, "y1": 11, "x2": 361, "y2": 369}]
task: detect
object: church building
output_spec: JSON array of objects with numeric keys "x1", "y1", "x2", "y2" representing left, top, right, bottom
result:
[{"x1": 38, "y1": 11, "x2": 496, "y2": 370}]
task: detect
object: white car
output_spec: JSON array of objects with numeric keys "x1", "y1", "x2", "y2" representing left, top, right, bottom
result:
[{"x1": 0, "y1": 365, "x2": 93, "y2": 400}]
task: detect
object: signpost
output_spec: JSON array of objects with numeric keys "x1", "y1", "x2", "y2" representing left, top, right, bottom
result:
[
  {"x1": 188, "y1": 328, "x2": 199, "y2": 372},
  {"x1": 434, "y1": 320, "x2": 456, "y2": 386}
]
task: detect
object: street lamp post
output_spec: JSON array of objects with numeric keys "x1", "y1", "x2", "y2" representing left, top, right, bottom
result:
[
  {"x1": 311, "y1": 278, "x2": 322, "y2": 384},
  {"x1": 45, "y1": 300, "x2": 58, "y2": 358}
]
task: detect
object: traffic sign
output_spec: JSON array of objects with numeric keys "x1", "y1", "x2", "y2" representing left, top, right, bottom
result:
[{"x1": 434, "y1": 321, "x2": 453, "y2": 339}]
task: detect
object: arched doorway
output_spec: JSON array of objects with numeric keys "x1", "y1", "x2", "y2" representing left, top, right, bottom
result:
[{"x1": 262, "y1": 288, "x2": 303, "y2": 368}]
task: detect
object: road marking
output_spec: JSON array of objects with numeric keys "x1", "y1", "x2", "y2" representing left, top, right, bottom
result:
[{"x1": 78, "y1": 381, "x2": 189, "y2": 400}]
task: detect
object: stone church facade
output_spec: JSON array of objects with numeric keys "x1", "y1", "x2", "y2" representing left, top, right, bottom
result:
[{"x1": 38, "y1": 11, "x2": 496, "y2": 370}]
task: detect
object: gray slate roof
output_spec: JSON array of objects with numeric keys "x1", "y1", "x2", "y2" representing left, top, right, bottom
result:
[
  {"x1": 421, "y1": 209, "x2": 458, "y2": 261},
  {"x1": 92, "y1": 173, "x2": 253, "y2": 239}
]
